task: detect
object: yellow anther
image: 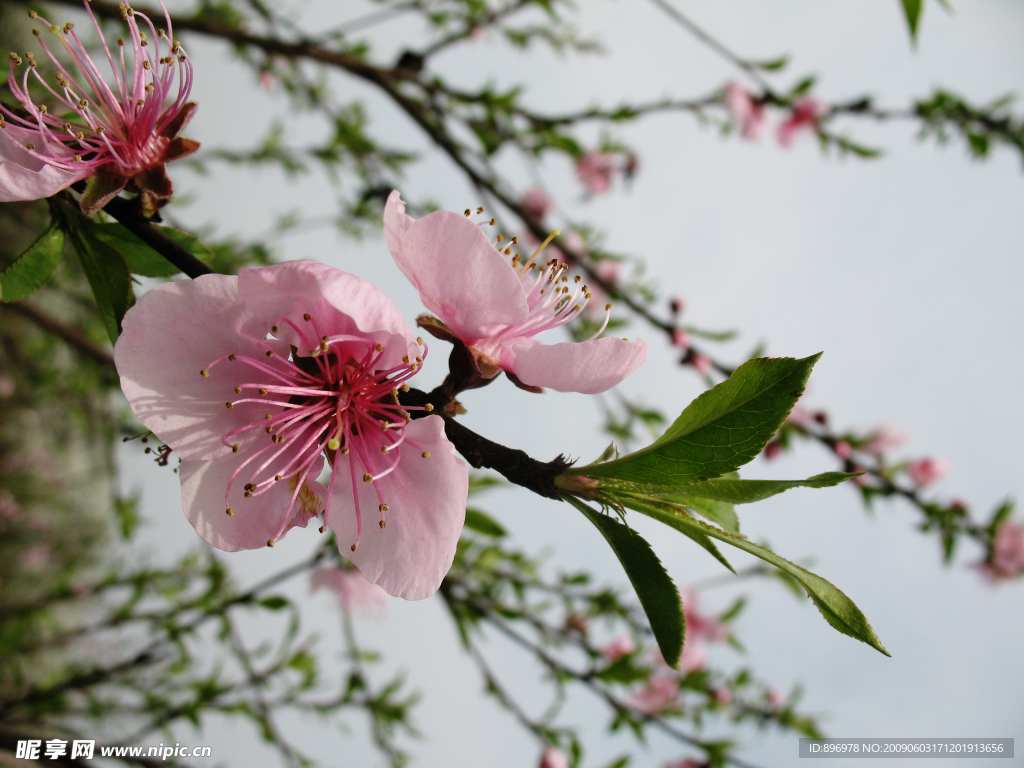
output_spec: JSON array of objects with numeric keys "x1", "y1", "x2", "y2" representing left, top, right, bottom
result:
[
  {"x1": 375, "y1": 343, "x2": 383, "y2": 352},
  {"x1": 401, "y1": 383, "x2": 410, "y2": 392},
  {"x1": 225, "y1": 402, "x2": 233, "y2": 409},
  {"x1": 267, "y1": 540, "x2": 275, "y2": 548},
  {"x1": 379, "y1": 503, "x2": 389, "y2": 512},
  {"x1": 341, "y1": 447, "x2": 350, "y2": 455},
  {"x1": 226, "y1": 508, "x2": 235, "y2": 516},
  {"x1": 271, "y1": 325, "x2": 279, "y2": 333},
  {"x1": 200, "y1": 369, "x2": 209, "y2": 377},
  {"x1": 464, "y1": 209, "x2": 471, "y2": 217},
  {"x1": 379, "y1": 520, "x2": 386, "y2": 529},
  {"x1": 234, "y1": 386, "x2": 242, "y2": 393},
  {"x1": 327, "y1": 438, "x2": 340, "y2": 450},
  {"x1": 421, "y1": 451, "x2": 431, "y2": 458},
  {"x1": 303, "y1": 313, "x2": 311, "y2": 321},
  {"x1": 350, "y1": 543, "x2": 357, "y2": 551},
  {"x1": 424, "y1": 403, "x2": 434, "y2": 412},
  {"x1": 362, "y1": 473, "x2": 372, "y2": 483},
  {"x1": 416, "y1": 337, "x2": 424, "y2": 346},
  {"x1": 266, "y1": 350, "x2": 274, "y2": 358},
  {"x1": 231, "y1": 444, "x2": 239, "y2": 453},
  {"x1": 319, "y1": 525, "x2": 326, "y2": 533},
  {"x1": 229, "y1": 354, "x2": 237, "y2": 361}
]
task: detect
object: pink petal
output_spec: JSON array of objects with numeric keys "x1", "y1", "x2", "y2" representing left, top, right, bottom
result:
[
  {"x1": 0, "y1": 132, "x2": 85, "y2": 202},
  {"x1": 383, "y1": 190, "x2": 415, "y2": 278},
  {"x1": 239, "y1": 260, "x2": 417, "y2": 370},
  {"x1": 391, "y1": 211, "x2": 529, "y2": 341},
  {"x1": 311, "y1": 566, "x2": 390, "y2": 614},
  {"x1": 327, "y1": 416, "x2": 468, "y2": 600},
  {"x1": 180, "y1": 453, "x2": 325, "y2": 551},
  {"x1": 114, "y1": 275, "x2": 288, "y2": 461},
  {"x1": 509, "y1": 337, "x2": 647, "y2": 394}
]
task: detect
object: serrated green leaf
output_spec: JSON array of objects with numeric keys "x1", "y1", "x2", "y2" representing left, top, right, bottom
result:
[
  {"x1": 564, "y1": 495, "x2": 685, "y2": 669},
  {"x1": 91, "y1": 222, "x2": 211, "y2": 277},
  {"x1": 463, "y1": 508, "x2": 507, "y2": 537},
  {"x1": 621, "y1": 494, "x2": 889, "y2": 656},
  {"x1": 679, "y1": 495, "x2": 740, "y2": 533},
  {"x1": 573, "y1": 355, "x2": 819, "y2": 486},
  {"x1": 666, "y1": 472, "x2": 858, "y2": 505},
  {"x1": 900, "y1": 0, "x2": 923, "y2": 43},
  {"x1": 52, "y1": 198, "x2": 133, "y2": 343},
  {"x1": 0, "y1": 222, "x2": 64, "y2": 302}
]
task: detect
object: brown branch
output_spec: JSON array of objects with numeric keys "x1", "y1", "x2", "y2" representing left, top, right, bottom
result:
[{"x1": 2, "y1": 301, "x2": 114, "y2": 369}]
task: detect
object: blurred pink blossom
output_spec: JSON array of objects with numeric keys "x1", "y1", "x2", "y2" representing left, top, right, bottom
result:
[
  {"x1": 778, "y1": 99, "x2": 827, "y2": 147},
  {"x1": 907, "y1": 457, "x2": 949, "y2": 488},
  {"x1": 584, "y1": 258, "x2": 620, "y2": 320},
  {"x1": 521, "y1": 187, "x2": 554, "y2": 220},
  {"x1": 663, "y1": 760, "x2": 703, "y2": 768},
  {"x1": 539, "y1": 748, "x2": 568, "y2": 768},
  {"x1": 713, "y1": 687, "x2": 733, "y2": 705},
  {"x1": 672, "y1": 329, "x2": 691, "y2": 351},
  {"x1": 725, "y1": 82, "x2": 767, "y2": 140},
  {"x1": 0, "y1": 491, "x2": 22, "y2": 520},
  {"x1": 766, "y1": 688, "x2": 783, "y2": 709},
  {"x1": 681, "y1": 590, "x2": 727, "y2": 643},
  {"x1": 311, "y1": 566, "x2": 390, "y2": 615},
  {"x1": 763, "y1": 440, "x2": 783, "y2": 461},
  {"x1": 576, "y1": 151, "x2": 617, "y2": 194},
  {"x1": 692, "y1": 353, "x2": 712, "y2": 376},
  {"x1": 980, "y1": 522, "x2": 1024, "y2": 581},
  {"x1": 833, "y1": 440, "x2": 852, "y2": 460},
  {"x1": 602, "y1": 636, "x2": 636, "y2": 661},
  {"x1": 21, "y1": 544, "x2": 50, "y2": 569},
  {"x1": 0, "y1": 375, "x2": 14, "y2": 397},
  {"x1": 629, "y1": 675, "x2": 679, "y2": 714},
  {"x1": 861, "y1": 424, "x2": 908, "y2": 458}
]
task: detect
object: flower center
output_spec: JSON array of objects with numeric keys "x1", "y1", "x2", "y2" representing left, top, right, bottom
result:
[{"x1": 200, "y1": 314, "x2": 428, "y2": 551}]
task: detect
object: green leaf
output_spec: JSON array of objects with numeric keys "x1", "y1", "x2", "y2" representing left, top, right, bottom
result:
[
  {"x1": 679, "y1": 495, "x2": 740, "y2": 533},
  {"x1": 621, "y1": 494, "x2": 890, "y2": 656},
  {"x1": 900, "y1": 0, "x2": 923, "y2": 43},
  {"x1": 665, "y1": 472, "x2": 858, "y2": 505},
  {"x1": 53, "y1": 199, "x2": 133, "y2": 344},
  {"x1": 574, "y1": 355, "x2": 819, "y2": 487},
  {"x1": 752, "y1": 54, "x2": 790, "y2": 72},
  {"x1": 790, "y1": 76, "x2": 817, "y2": 96},
  {"x1": 91, "y1": 222, "x2": 212, "y2": 277},
  {"x1": 0, "y1": 222, "x2": 65, "y2": 302},
  {"x1": 259, "y1": 596, "x2": 289, "y2": 611},
  {"x1": 564, "y1": 495, "x2": 685, "y2": 669},
  {"x1": 463, "y1": 508, "x2": 507, "y2": 537}
]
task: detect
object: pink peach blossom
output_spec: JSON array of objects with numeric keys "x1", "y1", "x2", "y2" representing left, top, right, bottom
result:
[
  {"x1": 0, "y1": 1, "x2": 198, "y2": 212},
  {"x1": 981, "y1": 522, "x2": 1024, "y2": 581},
  {"x1": 576, "y1": 151, "x2": 617, "y2": 194},
  {"x1": 692, "y1": 353, "x2": 712, "y2": 376},
  {"x1": 114, "y1": 260, "x2": 468, "y2": 600},
  {"x1": 629, "y1": 675, "x2": 679, "y2": 714},
  {"x1": 833, "y1": 440, "x2": 852, "y2": 460},
  {"x1": 602, "y1": 635, "x2": 636, "y2": 661},
  {"x1": 763, "y1": 441, "x2": 783, "y2": 461},
  {"x1": 681, "y1": 590, "x2": 727, "y2": 643},
  {"x1": 713, "y1": 687, "x2": 732, "y2": 705},
  {"x1": 907, "y1": 457, "x2": 949, "y2": 488},
  {"x1": 724, "y1": 82, "x2": 767, "y2": 140},
  {"x1": 311, "y1": 566, "x2": 389, "y2": 614},
  {"x1": 861, "y1": 424, "x2": 907, "y2": 458},
  {"x1": 521, "y1": 187, "x2": 554, "y2": 220},
  {"x1": 777, "y1": 99, "x2": 827, "y2": 147},
  {"x1": 539, "y1": 748, "x2": 568, "y2": 768},
  {"x1": 384, "y1": 191, "x2": 646, "y2": 394}
]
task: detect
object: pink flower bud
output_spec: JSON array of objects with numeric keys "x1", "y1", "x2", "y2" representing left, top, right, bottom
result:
[
  {"x1": 833, "y1": 440, "x2": 852, "y2": 460},
  {"x1": 907, "y1": 457, "x2": 949, "y2": 488},
  {"x1": 692, "y1": 353, "x2": 712, "y2": 375},
  {"x1": 713, "y1": 687, "x2": 733, "y2": 705},
  {"x1": 672, "y1": 329, "x2": 691, "y2": 351},
  {"x1": 602, "y1": 636, "x2": 636, "y2": 661},
  {"x1": 539, "y1": 748, "x2": 568, "y2": 768}
]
